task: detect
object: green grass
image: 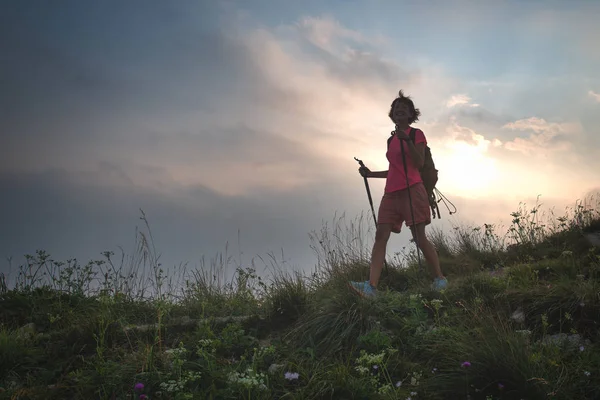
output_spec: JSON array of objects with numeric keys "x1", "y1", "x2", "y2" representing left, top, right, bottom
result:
[{"x1": 1, "y1": 196, "x2": 600, "y2": 399}]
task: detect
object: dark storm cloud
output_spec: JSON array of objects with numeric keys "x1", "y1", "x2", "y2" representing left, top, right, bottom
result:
[
  {"x1": 0, "y1": 0, "x2": 259, "y2": 138},
  {"x1": 0, "y1": 0, "x2": 316, "y2": 183}
]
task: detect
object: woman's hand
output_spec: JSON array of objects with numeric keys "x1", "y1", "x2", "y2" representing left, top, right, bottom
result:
[
  {"x1": 394, "y1": 128, "x2": 409, "y2": 141},
  {"x1": 359, "y1": 166, "x2": 372, "y2": 178}
]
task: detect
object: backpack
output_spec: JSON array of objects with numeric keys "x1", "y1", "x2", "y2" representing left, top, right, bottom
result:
[{"x1": 387, "y1": 127, "x2": 441, "y2": 219}]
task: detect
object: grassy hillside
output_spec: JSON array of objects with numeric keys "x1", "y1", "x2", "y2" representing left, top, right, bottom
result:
[{"x1": 1, "y1": 197, "x2": 599, "y2": 400}]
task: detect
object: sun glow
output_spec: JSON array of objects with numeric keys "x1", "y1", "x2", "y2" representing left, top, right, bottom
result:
[{"x1": 437, "y1": 141, "x2": 499, "y2": 198}]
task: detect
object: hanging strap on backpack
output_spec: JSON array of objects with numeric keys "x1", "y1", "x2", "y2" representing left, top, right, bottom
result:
[{"x1": 434, "y1": 188, "x2": 457, "y2": 217}]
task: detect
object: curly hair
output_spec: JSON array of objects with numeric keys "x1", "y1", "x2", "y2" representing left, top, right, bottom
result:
[{"x1": 388, "y1": 89, "x2": 421, "y2": 124}]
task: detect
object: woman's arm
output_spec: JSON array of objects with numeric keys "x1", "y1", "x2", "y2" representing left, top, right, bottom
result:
[
  {"x1": 359, "y1": 167, "x2": 388, "y2": 178},
  {"x1": 369, "y1": 170, "x2": 388, "y2": 178}
]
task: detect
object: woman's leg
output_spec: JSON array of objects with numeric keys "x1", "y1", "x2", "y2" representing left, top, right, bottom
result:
[
  {"x1": 410, "y1": 223, "x2": 444, "y2": 280},
  {"x1": 400, "y1": 183, "x2": 444, "y2": 281},
  {"x1": 349, "y1": 192, "x2": 400, "y2": 297},
  {"x1": 369, "y1": 223, "x2": 393, "y2": 288}
]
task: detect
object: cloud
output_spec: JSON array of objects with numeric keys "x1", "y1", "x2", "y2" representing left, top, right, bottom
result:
[
  {"x1": 416, "y1": 109, "x2": 597, "y2": 204},
  {"x1": 2, "y1": 11, "x2": 394, "y2": 193},
  {"x1": 295, "y1": 16, "x2": 380, "y2": 54},
  {"x1": 503, "y1": 117, "x2": 578, "y2": 134},
  {"x1": 444, "y1": 117, "x2": 490, "y2": 148},
  {"x1": 446, "y1": 94, "x2": 480, "y2": 108},
  {"x1": 589, "y1": 90, "x2": 600, "y2": 102},
  {"x1": 501, "y1": 117, "x2": 582, "y2": 155},
  {"x1": 0, "y1": 4, "x2": 454, "y2": 278}
]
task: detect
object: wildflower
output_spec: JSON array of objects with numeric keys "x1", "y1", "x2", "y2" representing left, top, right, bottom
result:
[
  {"x1": 139, "y1": 396, "x2": 148, "y2": 400},
  {"x1": 431, "y1": 299, "x2": 443, "y2": 311},
  {"x1": 432, "y1": 367, "x2": 437, "y2": 374},
  {"x1": 134, "y1": 382, "x2": 144, "y2": 391},
  {"x1": 461, "y1": 361, "x2": 471, "y2": 368},
  {"x1": 284, "y1": 371, "x2": 299, "y2": 380},
  {"x1": 355, "y1": 366, "x2": 369, "y2": 375},
  {"x1": 396, "y1": 380, "x2": 402, "y2": 387},
  {"x1": 584, "y1": 371, "x2": 591, "y2": 377},
  {"x1": 373, "y1": 365, "x2": 379, "y2": 370},
  {"x1": 498, "y1": 383, "x2": 504, "y2": 390},
  {"x1": 580, "y1": 345, "x2": 585, "y2": 352},
  {"x1": 410, "y1": 371, "x2": 422, "y2": 385}
]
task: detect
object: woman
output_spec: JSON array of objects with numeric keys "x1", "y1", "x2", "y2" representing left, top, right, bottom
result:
[{"x1": 349, "y1": 90, "x2": 447, "y2": 297}]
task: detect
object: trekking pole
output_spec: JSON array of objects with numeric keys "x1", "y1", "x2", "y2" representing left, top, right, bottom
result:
[
  {"x1": 353, "y1": 157, "x2": 389, "y2": 276},
  {"x1": 354, "y1": 157, "x2": 378, "y2": 227},
  {"x1": 398, "y1": 132, "x2": 423, "y2": 271}
]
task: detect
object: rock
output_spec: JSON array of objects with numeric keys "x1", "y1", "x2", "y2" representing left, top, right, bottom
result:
[
  {"x1": 17, "y1": 322, "x2": 36, "y2": 338},
  {"x1": 510, "y1": 307, "x2": 525, "y2": 324}
]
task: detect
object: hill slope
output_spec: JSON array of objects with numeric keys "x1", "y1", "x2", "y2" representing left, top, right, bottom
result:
[{"x1": 1, "y1": 198, "x2": 599, "y2": 399}]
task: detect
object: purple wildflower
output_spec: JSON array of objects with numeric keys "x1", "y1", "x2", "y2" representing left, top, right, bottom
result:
[
  {"x1": 373, "y1": 365, "x2": 379, "y2": 370},
  {"x1": 134, "y1": 382, "x2": 144, "y2": 391},
  {"x1": 461, "y1": 361, "x2": 471, "y2": 368},
  {"x1": 139, "y1": 395, "x2": 148, "y2": 400},
  {"x1": 284, "y1": 371, "x2": 299, "y2": 380}
]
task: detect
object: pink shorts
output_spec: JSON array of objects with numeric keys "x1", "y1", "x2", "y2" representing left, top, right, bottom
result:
[{"x1": 377, "y1": 182, "x2": 431, "y2": 233}]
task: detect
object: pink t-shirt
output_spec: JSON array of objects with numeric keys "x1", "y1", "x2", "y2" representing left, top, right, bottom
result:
[{"x1": 384, "y1": 127, "x2": 427, "y2": 193}]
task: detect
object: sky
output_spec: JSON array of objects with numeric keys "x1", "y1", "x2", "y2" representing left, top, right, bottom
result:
[{"x1": 1, "y1": 0, "x2": 600, "y2": 285}]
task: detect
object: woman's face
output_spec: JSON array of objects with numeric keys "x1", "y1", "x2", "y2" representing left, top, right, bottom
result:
[{"x1": 392, "y1": 102, "x2": 412, "y2": 124}]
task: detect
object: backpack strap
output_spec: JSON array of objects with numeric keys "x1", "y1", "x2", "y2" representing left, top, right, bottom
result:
[{"x1": 409, "y1": 127, "x2": 417, "y2": 142}]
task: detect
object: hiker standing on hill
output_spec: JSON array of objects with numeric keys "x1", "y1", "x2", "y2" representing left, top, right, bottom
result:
[{"x1": 349, "y1": 90, "x2": 447, "y2": 297}]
